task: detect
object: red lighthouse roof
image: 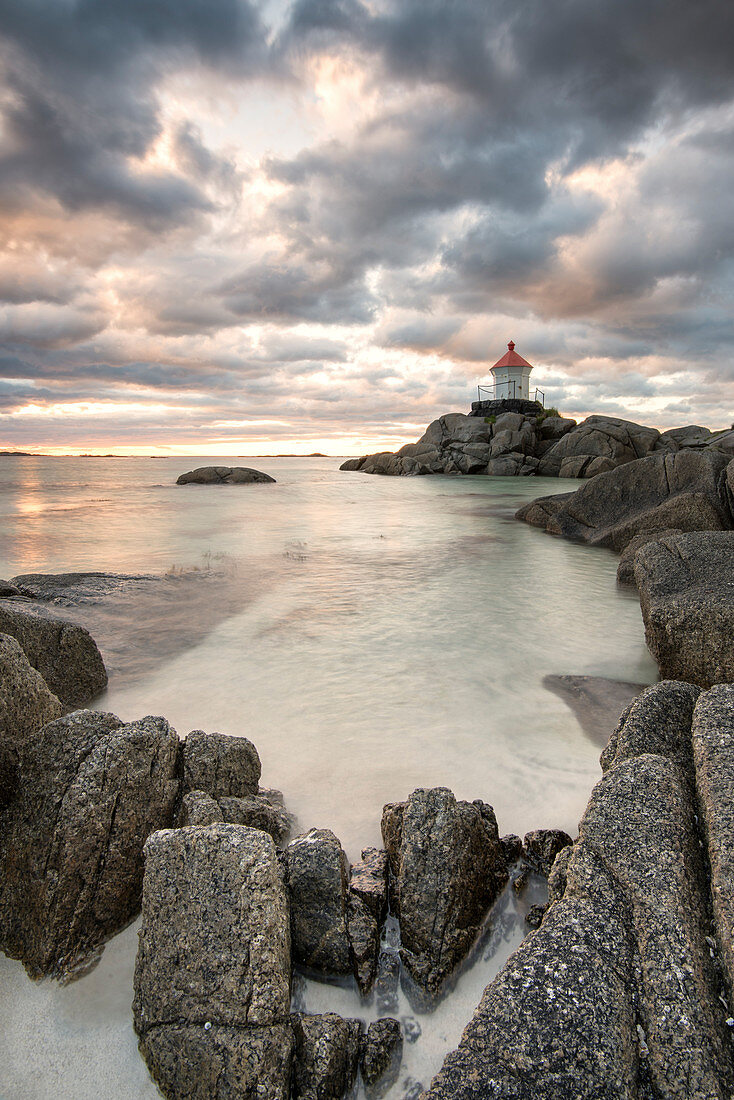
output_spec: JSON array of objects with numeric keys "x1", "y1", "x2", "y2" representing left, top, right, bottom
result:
[{"x1": 491, "y1": 340, "x2": 533, "y2": 370}]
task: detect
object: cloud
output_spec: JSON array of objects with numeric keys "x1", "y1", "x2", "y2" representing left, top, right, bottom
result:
[{"x1": 1, "y1": 0, "x2": 734, "y2": 450}]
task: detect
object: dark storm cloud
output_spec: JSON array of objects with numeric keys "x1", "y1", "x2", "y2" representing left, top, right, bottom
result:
[
  {"x1": 0, "y1": 0, "x2": 267, "y2": 229},
  {"x1": 262, "y1": 0, "x2": 734, "y2": 326}
]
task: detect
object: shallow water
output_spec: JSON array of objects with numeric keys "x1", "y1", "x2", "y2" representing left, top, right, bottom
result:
[{"x1": 0, "y1": 456, "x2": 658, "y2": 1098}]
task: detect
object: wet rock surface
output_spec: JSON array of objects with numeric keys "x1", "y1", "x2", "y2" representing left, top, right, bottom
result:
[
  {"x1": 634, "y1": 530, "x2": 734, "y2": 687},
  {"x1": 0, "y1": 710, "x2": 179, "y2": 979},
  {"x1": 134, "y1": 823, "x2": 292, "y2": 1099},
  {"x1": 176, "y1": 465, "x2": 276, "y2": 484},
  {"x1": 382, "y1": 788, "x2": 508, "y2": 1000},
  {"x1": 291, "y1": 1012, "x2": 361, "y2": 1099},
  {"x1": 0, "y1": 631, "x2": 62, "y2": 749},
  {"x1": 424, "y1": 681, "x2": 734, "y2": 1099},
  {"x1": 286, "y1": 828, "x2": 352, "y2": 974},
  {"x1": 0, "y1": 601, "x2": 107, "y2": 706},
  {"x1": 360, "y1": 1017, "x2": 403, "y2": 1098},
  {"x1": 543, "y1": 673, "x2": 647, "y2": 747}
]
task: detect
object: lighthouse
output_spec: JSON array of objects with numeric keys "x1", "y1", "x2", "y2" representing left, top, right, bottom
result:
[
  {"x1": 489, "y1": 341, "x2": 533, "y2": 400},
  {"x1": 471, "y1": 341, "x2": 544, "y2": 417}
]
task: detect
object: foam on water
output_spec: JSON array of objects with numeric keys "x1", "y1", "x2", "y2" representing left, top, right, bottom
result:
[{"x1": 0, "y1": 456, "x2": 658, "y2": 1098}]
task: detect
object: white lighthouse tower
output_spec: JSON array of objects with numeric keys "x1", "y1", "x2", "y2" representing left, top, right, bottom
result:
[{"x1": 489, "y1": 340, "x2": 533, "y2": 400}]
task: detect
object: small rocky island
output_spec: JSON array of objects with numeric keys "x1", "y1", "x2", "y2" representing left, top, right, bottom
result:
[
  {"x1": 177, "y1": 466, "x2": 276, "y2": 484},
  {"x1": 1, "y1": 426, "x2": 734, "y2": 1097},
  {"x1": 341, "y1": 409, "x2": 734, "y2": 479}
]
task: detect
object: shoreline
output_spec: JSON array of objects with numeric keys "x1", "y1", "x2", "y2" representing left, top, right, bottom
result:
[{"x1": 0, "y1": 451, "x2": 730, "y2": 1095}]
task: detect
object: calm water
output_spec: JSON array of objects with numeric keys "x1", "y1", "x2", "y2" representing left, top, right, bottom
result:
[{"x1": 0, "y1": 456, "x2": 657, "y2": 1098}]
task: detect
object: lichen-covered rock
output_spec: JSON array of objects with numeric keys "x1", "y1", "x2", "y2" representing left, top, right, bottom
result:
[
  {"x1": 523, "y1": 829, "x2": 573, "y2": 877},
  {"x1": 291, "y1": 1012, "x2": 361, "y2": 1100},
  {"x1": 381, "y1": 788, "x2": 508, "y2": 1000},
  {"x1": 425, "y1": 682, "x2": 734, "y2": 1100},
  {"x1": 634, "y1": 531, "x2": 734, "y2": 687},
  {"x1": 500, "y1": 833, "x2": 523, "y2": 865},
  {"x1": 134, "y1": 824, "x2": 293, "y2": 1100},
  {"x1": 0, "y1": 740, "x2": 17, "y2": 809},
  {"x1": 0, "y1": 711, "x2": 179, "y2": 979},
  {"x1": 286, "y1": 828, "x2": 352, "y2": 974},
  {"x1": 0, "y1": 602, "x2": 107, "y2": 706},
  {"x1": 139, "y1": 1022, "x2": 293, "y2": 1100},
  {"x1": 176, "y1": 466, "x2": 276, "y2": 484},
  {"x1": 347, "y1": 893, "x2": 380, "y2": 995},
  {"x1": 360, "y1": 1018, "x2": 403, "y2": 1099},
  {"x1": 692, "y1": 685, "x2": 734, "y2": 1007},
  {"x1": 0, "y1": 632, "x2": 62, "y2": 749},
  {"x1": 178, "y1": 789, "x2": 223, "y2": 827},
  {"x1": 350, "y1": 847, "x2": 388, "y2": 920},
  {"x1": 183, "y1": 729, "x2": 261, "y2": 798},
  {"x1": 218, "y1": 793, "x2": 294, "y2": 845}
]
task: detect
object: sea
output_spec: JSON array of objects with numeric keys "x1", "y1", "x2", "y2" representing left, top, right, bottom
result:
[{"x1": 0, "y1": 455, "x2": 658, "y2": 1098}]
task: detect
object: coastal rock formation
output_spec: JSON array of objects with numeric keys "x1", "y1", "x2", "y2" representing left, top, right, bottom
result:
[
  {"x1": 176, "y1": 466, "x2": 275, "y2": 484},
  {"x1": 0, "y1": 602, "x2": 107, "y2": 706},
  {"x1": 634, "y1": 531, "x2": 734, "y2": 687},
  {"x1": 183, "y1": 729, "x2": 261, "y2": 798},
  {"x1": 517, "y1": 449, "x2": 732, "y2": 550},
  {"x1": 286, "y1": 828, "x2": 352, "y2": 974},
  {"x1": 536, "y1": 414, "x2": 660, "y2": 477},
  {"x1": 381, "y1": 788, "x2": 508, "y2": 1000},
  {"x1": 425, "y1": 681, "x2": 734, "y2": 1099},
  {"x1": 616, "y1": 527, "x2": 684, "y2": 585},
  {"x1": 0, "y1": 710, "x2": 179, "y2": 979},
  {"x1": 360, "y1": 1018, "x2": 403, "y2": 1099},
  {"x1": 350, "y1": 846, "x2": 389, "y2": 920},
  {"x1": 134, "y1": 824, "x2": 293, "y2": 1100},
  {"x1": 0, "y1": 741, "x2": 17, "y2": 809},
  {"x1": 522, "y1": 829, "x2": 573, "y2": 877},
  {"x1": 342, "y1": 408, "x2": 733, "y2": 480},
  {"x1": 0, "y1": 632, "x2": 62, "y2": 749},
  {"x1": 10, "y1": 571, "x2": 158, "y2": 604},
  {"x1": 291, "y1": 1012, "x2": 361, "y2": 1099}
]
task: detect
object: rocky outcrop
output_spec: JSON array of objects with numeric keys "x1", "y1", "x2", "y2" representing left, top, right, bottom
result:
[
  {"x1": 522, "y1": 829, "x2": 573, "y2": 877},
  {"x1": 425, "y1": 682, "x2": 734, "y2": 1099},
  {"x1": 178, "y1": 788, "x2": 294, "y2": 844},
  {"x1": 0, "y1": 710, "x2": 179, "y2": 979},
  {"x1": 537, "y1": 415, "x2": 660, "y2": 477},
  {"x1": 344, "y1": 409, "x2": 731, "y2": 480},
  {"x1": 360, "y1": 1018, "x2": 403, "y2": 1099},
  {"x1": 176, "y1": 466, "x2": 275, "y2": 484},
  {"x1": 616, "y1": 527, "x2": 684, "y2": 584},
  {"x1": 692, "y1": 685, "x2": 734, "y2": 1008},
  {"x1": 134, "y1": 824, "x2": 293, "y2": 1100},
  {"x1": 634, "y1": 531, "x2": 734, "y2": 687},
  {"x1": 291, "y1": 1013, "x2": 361, "y2": 1099},
  {"x1": 517, "y1": 449, "x2": 732, "y2": 551},
  {"x1": 286, "y1": 828, "x2": 352, "y2": 975},
  {"x1": 0, "y1": 632, "x2": 62, "y2": 749},
  {"x1": 381, "y1": 788, "x2": 508, "y2": 1001},
  {"x1": 0, "y1": 602, "x2": 107, "y2": 706},
  {"x1": 183, "y1": 729, "x2": 261, "y2": 798},
  {"x1": 10, "y1": 571, "x2": 157, "y2": 603}
]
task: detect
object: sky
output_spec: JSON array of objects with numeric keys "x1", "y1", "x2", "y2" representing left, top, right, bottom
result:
[{"x1": 0, "y1": 0, "x2": 733, "y2": 456}]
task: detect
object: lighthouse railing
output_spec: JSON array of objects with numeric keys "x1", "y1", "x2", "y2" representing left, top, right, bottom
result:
[{"x1": 477, "y1": 380, "x2": 517, "y2": 401}]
